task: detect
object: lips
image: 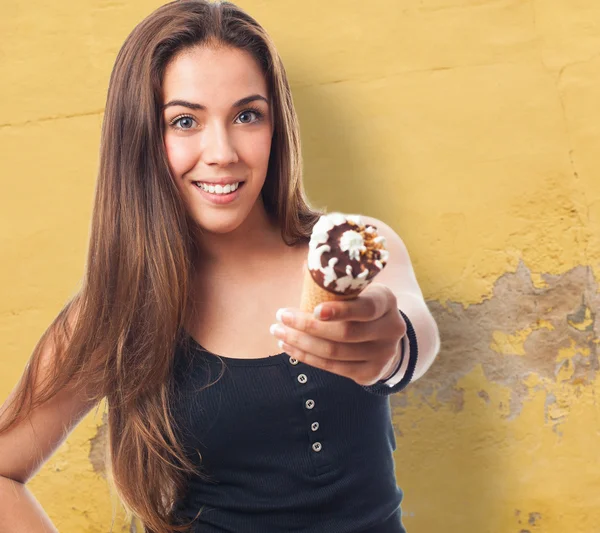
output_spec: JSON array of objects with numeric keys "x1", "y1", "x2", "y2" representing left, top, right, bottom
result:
[{"x1": 192, "y1": 179, "x2": 244, "y2": 205}]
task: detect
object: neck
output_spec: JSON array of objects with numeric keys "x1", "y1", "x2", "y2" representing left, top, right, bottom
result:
[{"x1": 192, "y1": 202, "x2": 286, "y2": 276}]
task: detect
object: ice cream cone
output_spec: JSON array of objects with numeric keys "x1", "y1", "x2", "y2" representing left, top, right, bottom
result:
[
  {"x1": 299, "y1": 262, "x2": 357, "y2": 313},
  {"x1": 299, "y1": 212, "x2": 390, "y2": 314}
]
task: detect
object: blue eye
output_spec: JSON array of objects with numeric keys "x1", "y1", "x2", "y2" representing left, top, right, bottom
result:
[
  {"x1": 168, "y1": 107, "x2": 265, "y2": 131},
  {"x1": 170, "y1": 116, "x2": 196, "y2": 130},
  {"x1": 236, "y1": 107, "x2": 264, "y2": 124}
]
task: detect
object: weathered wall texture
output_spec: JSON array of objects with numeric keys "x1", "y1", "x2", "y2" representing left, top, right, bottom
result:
[{"x1": 1, "y1": 0, "x2": 598, "y2": 531}]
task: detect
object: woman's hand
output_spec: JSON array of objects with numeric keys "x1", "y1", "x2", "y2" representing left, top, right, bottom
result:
[{"x1": 270, "y1": 283, "x2": 406, "y2": 386}]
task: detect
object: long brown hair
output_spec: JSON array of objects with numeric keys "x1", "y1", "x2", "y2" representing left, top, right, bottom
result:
[{"x1": 0, "y1": 1, "x2": 324, "y2": 531}]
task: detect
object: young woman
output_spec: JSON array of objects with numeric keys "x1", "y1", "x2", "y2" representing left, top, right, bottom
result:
[{"x1": 0, "y1": 1, "x2": 440, "y2": 532}]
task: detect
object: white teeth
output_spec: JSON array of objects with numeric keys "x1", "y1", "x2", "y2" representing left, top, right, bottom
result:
[{"x1": 196, "y1": 181, "x2": 241, "y2": 194}]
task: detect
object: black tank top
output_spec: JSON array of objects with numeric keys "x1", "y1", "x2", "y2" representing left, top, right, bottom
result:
[{"x1": 169, "y1": 313, "x2": 418, "y2": 532}]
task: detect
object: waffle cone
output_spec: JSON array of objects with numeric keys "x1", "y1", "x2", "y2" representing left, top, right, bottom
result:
[{"x1": 299, "y1": 263, "x2": 358, "y2": 313}]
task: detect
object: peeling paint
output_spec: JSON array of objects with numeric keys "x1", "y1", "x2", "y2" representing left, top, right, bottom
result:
[
  {"x1": 513, "y1": 509, "x2": 543, "y2": 531},
  {"x1": 477, "y1": 389, "x2": 490, "y2": 403},
  {"x1": 396, "y1": 261, "x2": 599, "y2": 422},
  {"x1": 88, "y1": 410, "x2": 108, "y2": 477},
  {"x1": 567, "y1": 303, "x2": 594, "y2": 331},
  {"x1": 529, "y1": 511, "x2": 542, "y2": 526}
]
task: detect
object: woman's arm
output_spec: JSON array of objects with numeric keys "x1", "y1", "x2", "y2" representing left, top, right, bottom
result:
[
  {"x1": 361, "y1": 215, "x2": 441, "y2": 382},
  {"x1": 0, "y1": 308, "x2": 100, "y2": 531},
  {"x1": 0, "y1": 476, "x2": 59, "y2": 533}
]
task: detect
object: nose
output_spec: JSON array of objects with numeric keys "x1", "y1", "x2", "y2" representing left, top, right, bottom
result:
[{"x1": 201, "y1": 121, "x2": 239, "y2": 167}]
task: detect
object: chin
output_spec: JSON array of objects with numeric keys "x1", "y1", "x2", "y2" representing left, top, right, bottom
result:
[{"x1": 192, "y1": 212, "x2": 248, "y2": 235}]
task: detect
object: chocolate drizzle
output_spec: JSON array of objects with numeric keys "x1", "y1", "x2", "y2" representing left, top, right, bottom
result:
[{"x1": 309, "y1": 220, "x2": 387, "y2": 295}]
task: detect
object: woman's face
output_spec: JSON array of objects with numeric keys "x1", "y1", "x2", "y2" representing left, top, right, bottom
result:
[{"x1": 162, "y1": 45, "x2": 274, "y2": 235}]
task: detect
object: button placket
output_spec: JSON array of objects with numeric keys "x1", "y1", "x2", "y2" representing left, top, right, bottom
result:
[
  {"x1": 287, "y1": 356, "x2": 325, "y2": 465},
  {"x1": 304, "y1": 399, "x2": 322, "y2": 453}
]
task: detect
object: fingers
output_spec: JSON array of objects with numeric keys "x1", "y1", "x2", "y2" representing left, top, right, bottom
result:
[
  {"x1": 277, "y1": 338, "x2": 385, "y2": 382},
  {"x1": 314, "y1": 283, "x2": 396, "y2": 323},
  {"x1": 276, "y1": 309, "x2": 383, "y2": 344},
  {"x1": 273, "y1": 323, "x2": 384, "y2": 362}
]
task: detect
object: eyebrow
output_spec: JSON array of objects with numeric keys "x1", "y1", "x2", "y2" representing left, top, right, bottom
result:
[{"x1": 162, "y1": 94, "x2": 269, "y2": 111}]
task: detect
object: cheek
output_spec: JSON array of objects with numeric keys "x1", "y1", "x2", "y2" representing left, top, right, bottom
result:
[
  {"x1": 244, "y1": 133, "x2": 273, "y2": 168},
  {"x1": 164, "y1": 136, "x2": 195, "y2": 176}
]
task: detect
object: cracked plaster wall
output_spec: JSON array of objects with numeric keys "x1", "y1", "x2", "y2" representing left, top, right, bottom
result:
[{"x1": 1, "y1": 0, "x2": 599, "y2": 532}]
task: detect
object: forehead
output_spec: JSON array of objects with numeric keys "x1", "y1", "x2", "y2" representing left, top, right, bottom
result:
[{"x1": 162, "y1": 46, "x2": 268, "y2": 105}]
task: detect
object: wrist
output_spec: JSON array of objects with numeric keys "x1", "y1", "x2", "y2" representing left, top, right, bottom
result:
[{"x1": 380, "y1": 336, "x2": 405, "y2": 381}]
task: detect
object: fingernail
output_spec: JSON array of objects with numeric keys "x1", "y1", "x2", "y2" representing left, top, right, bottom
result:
[
  {"x1": 270, "y1": 323, "x2": 285, "y2": 337},
  {"x1": 276, "y1": 308, "x2": 294, "y2": 324},
  {"x1": 314, "y1": 304, "x2": 332, "y2": 320}
]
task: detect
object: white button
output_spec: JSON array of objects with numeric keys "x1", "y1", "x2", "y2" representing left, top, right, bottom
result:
[
  {"x1": 305, "y1": 399, "x2": 315, "y2": 409},
  {"x1": 311, "y1": 422, "x2": 319, "y2": 431},
  {"x1": 289, "y1": 357, "x2": 299, "y2": 365},
  {"x1": 312, "y1": 442, "x2": 322, "y2": 452},
  {"x1": 297, "y1": 374, "x2": 307, "y2": 384}
]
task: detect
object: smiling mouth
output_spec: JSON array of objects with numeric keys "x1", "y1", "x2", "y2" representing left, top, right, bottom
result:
[{"x1": 192, "y1": 181, "x2": 245, "y2": 194}]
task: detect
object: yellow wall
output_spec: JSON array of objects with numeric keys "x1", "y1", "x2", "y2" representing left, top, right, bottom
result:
[{"x1": 1, "y1": 0, "x2": 598, "y2": 531}]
